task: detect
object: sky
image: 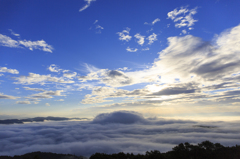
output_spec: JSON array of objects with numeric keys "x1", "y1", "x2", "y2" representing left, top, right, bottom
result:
[{"x1": 0, "y1": 0, "x2": 240, "y2": 156}]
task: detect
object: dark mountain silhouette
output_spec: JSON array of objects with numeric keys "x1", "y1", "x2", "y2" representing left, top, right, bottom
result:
[
  {"x1": 90, "y1": 141, "x2": 240, "y2": 159},
  {"x1": 1, "y1": 141, "x2": 239, "y2": 159},
  {"x1": 0, "y1": 152, "x2": 86, "y2": 159}
]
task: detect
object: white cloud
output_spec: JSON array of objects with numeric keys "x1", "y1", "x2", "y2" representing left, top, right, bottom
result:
[
  {"x1": 16, "y1": 101, "x2": 31, "y2": 104},
  {"x1": 19, "y1": 40, "x2": 53, "y2": 53},
  {"x1": 152, "y1": 18, "x2": 160, "y2": 25},
  {"x1": 23, "y1": 87, "x2": 45, "y2": 92},
  {"x1": 96, "y1": 25, "x2": 104, "y2": 30},
  {"x1": 118, "y1": 67, "x2": 128, "y2": 71},
  {"x1": 144, "y1": 18, "x2": 160, "y2": 25},
  {"x1": 63, "y1": 72, "x2": 77, "y2": 79},
  {"x1": 126, "y1": 47, "x2": 138, "y2": 52},
  {"x1": 0, "y1": 93, "x2": 19, "y2": 99},
  {"x1": 182, "y1": 29, "x2": 187, "y2": 34},
  {"x1": 8, "y1": 29, "x2": 20, "y2": 37},
  {"x1": 0, "y1": 34, "x2": 19, "y2": 48},
  {"x1": 142, "y1": 47, "x2": 150, "y2": 51},
  {"x1": 167, "y1": 6, "x2": 198, "y2": 29},
  {"x1": 79, "y1": 24, "x2": 240, "y2": 105},
  {"x1": 45, "y1": 103, "x2": 50, "y2": 106},
  {"x1": 93, "y1": 20, "x2": 98, "y2": 24},
  {"x1": 0, "y1": 111, "x2": 240, "y2": 157},
  {"x1": 0, "y1": 34, "x2": 53, "y2": 53},
  {"x1": 95, "y1": 25, "x2": 104, "y2": 34},
  {"x1": 48, "y1": 64, "x2": 61, "y2": 72},
  {"x1": 14, "y1": 73, "x2": 75, "y2": 85},
  {"x1": 30, "y1": 90, "x2": 64, "y2": 99},
  {"x1": 0, "y1": 67, "x2": 19, "y2": 74},
  {"x1": 147, "y1": 33, "x2": 157, "y2": 45},
  {"x1": 116, "y1": 28, "x2": 132, "y2": 42},
  {"x1": 79, "y1": 0, "x2": 96, "y2": 12},
  {"x1": 134, "y1": 33, "x2": 145, "y2": 45},
  {"x1": 55, "y1": 99, "x2": 64, "y2": 102}
]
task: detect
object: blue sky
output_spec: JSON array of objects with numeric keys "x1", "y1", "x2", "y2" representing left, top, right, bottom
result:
[{"x1": 1, "y1": 0, "x2": 240, "y2": 121}]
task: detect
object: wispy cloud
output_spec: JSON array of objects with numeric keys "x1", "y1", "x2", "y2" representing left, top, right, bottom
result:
[
  {"x1": 142, "y1": 47, "x2": 150, "y2": 51},
  {"x1": 96, "y1": 25, "x2": 104, "y2": 33},
  {"x1": 14, "y1": 73, "x2": 75, "y2": 85},
  {"x1": 0, "y1": 34, "x2": 53, "y2": 53},
  {"x1": 16, "y1": 101, "x2": 31, "y2": 104},
  {"x1": 134, "y1": 33, "x2": 145, "y2": 46},
  {"x1": 147, "y1": 33, "x2": 157, "y2": 45},
  {"x1": 167, "y1": 6, "x2": 198, "y2": 29},
  {"x1": 144, "y1": 18, "x2": 160, "y2": 25},
  {"x1": 0, "y1": 93, "x2": 19, "y2": 99},
  {"x1": 8, "y1": 29, "x2": 20, "y2": 37},
  {"x1": 79, "y1": 0, "x2": 96, "y2": 12},
  {"x1": 126, "y1": 47, "x2": 138, "y2": 52},
  {"x1": 117, "y1": 28, "x2": 132, "y2": 42},
  {"x1": 48, "y1": 64, "x2": 62, "y2": 73}
]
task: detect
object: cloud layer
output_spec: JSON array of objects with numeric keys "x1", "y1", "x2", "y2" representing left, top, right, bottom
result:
[{"x1": 0, "y1": 111, "x2": 239, "y2": 157}]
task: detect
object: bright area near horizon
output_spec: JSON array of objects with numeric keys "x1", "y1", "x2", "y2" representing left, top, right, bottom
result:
[{"x1": 1, "y1": 0, "x2": 240, "y2": 157}]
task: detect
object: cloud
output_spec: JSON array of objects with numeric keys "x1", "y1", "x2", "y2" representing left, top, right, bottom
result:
[
  {"x1": 8, "y1": 29, "x2": 20, "y2": 37},
  {"x1": 16, "y1": 101, "x2": 31, "y2": 104},
  {"x1": 182, "y1": 29, "x2": 187, "y2": 34},
  {"x1": 117, "y1": 28, "x2": 132, "y2": 42},
  {"x1": 92, "y1": 111, "x2": 147, "y2": 124},
  {"x1": 148, "y1": 83, "x2": 197, "y2": 96},
  {"x1": 0, "y1": 117, "x2": 83, "y2": 124},
  {"x1": 167, "y1": 6, "x2": 198, "y2": 29},
  {"x1": 144, "y1": 18, "x2": 160, "y2": 25},
  {"x1": 23, "y1": 87, "x2": 45, "y2": 92},
  {"x1": 95, "y1": 25, "x2": 104, "y2": 34},
  {"x1": 45, "y1": 103, "x2": 50, "y2": 106},
  {"x1": 55, "y1": 99, "x2": 64, "y2": 102},
  {"x1": 63, "y1": 72, "x2": 77, "y2": 79},
  {"x1": 147, "y1": 33, "x2": 157, "y2": 45},
  {"x1": 29, "y1": 90, "x2": 64, "y2": 99},
  {"x1": 0, "y1": 93, "x2": 19, "y2": 99},
  {"x1": 0, "y1": 34, "x2": 53, "y2": 53},
  {"x1": 0, "y1": 34, "x2": 19, "y2": 47},
  {"x1": 79, "y1": 0, "x2": 96, "y2": 12},
  {"x1": 0, "y1": 66, "x2": 19, "y2": 74},
  {"x1": 48, "y1": 64, "x2": 62, "y2": 73},
  {"x1": 142, "y1": 47, "x2": 150, "y2": 51},
  {"x1": 18, "y1": 40, "x2": 53, "y2": 53},
  {"x1": 152, "y1": 18, "x2": 160, "y2": 25},
  {"x1": 79, "y1": 24, "x2": 240, "y2": 106},
  {"x1": 134, "y1": 33, "x2": 145, "y2": 45},
  {"x1": 93, "y1": 20, "x2": 98, "y2": 24},
  {"x1": 0, "y1": 111, "x2": 239, "y2": 157},
  {"x1": 126, "y1": 47, "x2": 138, "y2": 52},
  {"x1": 14, "y1": 73, "x2": 75, "y2": 85}
]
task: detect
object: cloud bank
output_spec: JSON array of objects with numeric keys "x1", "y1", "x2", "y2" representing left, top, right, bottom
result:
[{"x1": 0, "y1": 111, "x2": 239, "y2": 157}]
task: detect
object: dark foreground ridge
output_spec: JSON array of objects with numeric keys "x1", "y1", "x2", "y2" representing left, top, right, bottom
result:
[
  {"x1": 0, "y1": 152, "x2": 86, "y2": 159},
  {"x1": 1, "y1": 141, "x2": 240, "y2": 159}
]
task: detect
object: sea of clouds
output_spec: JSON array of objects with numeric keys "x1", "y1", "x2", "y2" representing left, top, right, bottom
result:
[{"x1": 1, "y1": 111, "x2": 240, "y2": 157}]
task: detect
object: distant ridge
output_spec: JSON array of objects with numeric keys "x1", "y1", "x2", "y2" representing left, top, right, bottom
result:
[{"x1": 0, "y1": 151, "x2": 87, "y2": 159}]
